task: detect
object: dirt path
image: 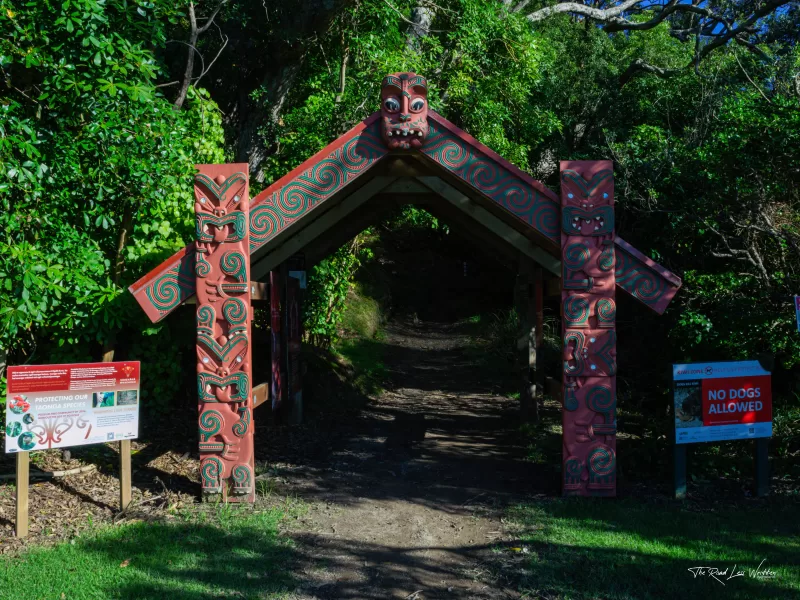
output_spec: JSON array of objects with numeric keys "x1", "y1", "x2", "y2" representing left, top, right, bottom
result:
[{"x1": 279, "y1": 320, "x2": 551, "y2": 599}]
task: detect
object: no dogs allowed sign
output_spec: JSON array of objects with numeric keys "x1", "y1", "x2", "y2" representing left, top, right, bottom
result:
[{"x1": 673, "y1": 361, "x2": 772, "y2": 444}]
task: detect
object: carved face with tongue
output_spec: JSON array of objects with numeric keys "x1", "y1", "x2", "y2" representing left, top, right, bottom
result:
[{"x1": 380, "y1": 72, "x2": 429, "y2": 150}]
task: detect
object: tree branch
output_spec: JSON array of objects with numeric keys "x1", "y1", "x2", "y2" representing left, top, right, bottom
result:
[
  {"x1": 517, "y1": 0, "x2": 790, "y2": 85},
  {"x1": 174, "y1": 1, "x2": 227, "y2": 110}
]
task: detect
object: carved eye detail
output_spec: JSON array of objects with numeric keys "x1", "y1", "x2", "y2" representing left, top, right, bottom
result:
[
  {"x1": 410, "y1": 98, "x2": 425, "y2": 112},
  {"x1": 383, "y1": 98, "x2": 400, "y2": 112}
]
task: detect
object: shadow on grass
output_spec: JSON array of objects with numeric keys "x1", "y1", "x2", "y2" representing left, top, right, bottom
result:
[
  {"x1": 509, "y1": 497, "x2": 800, "y2": 600},
  {"x1": 1, "y1": 509, "x2": 296, "y2": 600}
]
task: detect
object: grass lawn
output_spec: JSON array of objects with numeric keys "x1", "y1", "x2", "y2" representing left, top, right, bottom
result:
[
  {"x1": 509, "y1": 498, "x2": 800, "y2": 600},
  {"x1": 0, "y1": 506, "x2": 296, "y2": 600}
]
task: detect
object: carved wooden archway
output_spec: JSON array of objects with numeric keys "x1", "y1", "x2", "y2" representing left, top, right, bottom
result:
[{"x1": 130, "y1": 73, "x2": 681, "y2": 500}]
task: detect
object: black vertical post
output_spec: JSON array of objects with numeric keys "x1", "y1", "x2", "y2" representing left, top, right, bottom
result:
[
  {"x1": 674, "y1": 443, "x2": 687, "y2": 499},
  {"x1": 754, "y1": 438, "x2": 769, "y2": 497},
  {"x1": 280, "y1": 261, "x2": 289, "y2": 421}
]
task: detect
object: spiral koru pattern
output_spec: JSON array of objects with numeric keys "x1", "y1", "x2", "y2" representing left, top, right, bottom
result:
[
  {"x1": 221, "y1": 251, "x2": 247, "y2": 283},
  {"x1": 249, "y1": 205, "x2": 285, "y2": 251},
  {"x1": 586, "y1": 385, "x2": 615, "y2": 414},
  {"x1": 563, "y1": 296, "x2": 589, "y2": 327},
  {"x1": 588, "y1": 445, "x2": 616, "y2": 477},
  {"x1": 195, "y1": 252, "x2": 211, "y2": 278},
  {"x1": 223, "y1": 297, "x2": 247, "y2": 325},
  {"x1": 247, "y1": 123, "x2": 385, "y2": 252},
  {"x1": 231, "y1": 464, "x2": 252, "y2": 493},
  {"x1": 200, "y1": 456, "x2": 223, "y2": 491},
  {"x1": 534, "y1": 203, "x2": 559, "y2": 243},
  {"x1": 199, "y1": 410, "x2": 223, "y2": 442},
  {"x1": 599, "y1": 243, "x2": 615, "y2": 272},
  {"x1": 563, "y1": 242, "x2": 590, "y2": 272},
  {"x1": 145, "y1": 266, "x2": 191, "y2": 314},
  {"x1": 197, "y1": 304, "x2": 215, "y2": 333},
  {"x1": 422, "y1": 122, "x2": 559, "y2": 241},
  {"x1": 596, "y1": 298, "x2": 616, "y2": 328},
  {"x1": 615, "y1": 249, "x2": 666, "y2": 305},
  {"x1": 232, "y1": 407, "x2": 251, "y2": 438}
]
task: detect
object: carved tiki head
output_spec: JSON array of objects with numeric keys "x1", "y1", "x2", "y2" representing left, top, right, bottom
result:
[{"x1": 380, "y1": 72, "x2": 429, "y2": 150}]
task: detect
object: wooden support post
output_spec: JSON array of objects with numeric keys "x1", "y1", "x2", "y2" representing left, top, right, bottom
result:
[
  {"x1": 515, "y1": 267, "x2": 533, "y2": 421},
  {"x1": 754, "y1": 438, "x2": 769, "y2": 497},
  {"x1": 560, "y1": 161, "x2": 616, "y2": 497},
  {"x1": 194, "y1": 165, "x2": 255, "y2": 503},
  {"x1": 15, "y1": 451, "x2": 29, "y2": 537},
  {"x1": 533, "y1": 266, "x2": 544, "y2": 420},
  {"x1": 674, "y1": 444, "x2": 687, "y2": 500},
  {"x1": 270, "y1": 269, "x2": 283, "y2": 416},
  {"x1": 100, "y1": 339, "x2": 132, "y2": 511},
  {"x1": 286, "y1": 258, "x2": 303, "y2": 425},
  {"x1": 280, "y1": 262, "x2": 290, "y2": 421},
  {"x1": 119, "y1": 439, "x2": 132, "y2": 510}
]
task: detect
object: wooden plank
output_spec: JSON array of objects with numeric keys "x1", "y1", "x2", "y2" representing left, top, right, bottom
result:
[
  {"x1": 119, "y1": 439, "x2": 132, "y2": 511},
  {"x1": 15, "y1": 451, "x2": 29, "y2": 537},
  {"x1": 416, "y1": 176, "x2": 562, "y2": 275},
  {"x1": 303, "y1": 197, "x2": 399, "y2": 267},
  {"x1": 251, "y1": 176, "x2": 398, "y2": 279},
  {"x1": 674, "y1": 444, "x2": 687, "y2": 499},
  {"x1": 423, "y1": 202, "x2": 525, "y2": 267},
  {"x1": 252, "y1": 383, "x2": 269, "y2": 409}
]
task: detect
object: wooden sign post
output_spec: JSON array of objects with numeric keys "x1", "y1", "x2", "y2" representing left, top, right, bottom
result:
[
  {"x1": 120, "y1": 439, "x2": 132, "y2": 511},
  {"x1": 15, "y1": 451, "x2": 29, "y2": 537}
]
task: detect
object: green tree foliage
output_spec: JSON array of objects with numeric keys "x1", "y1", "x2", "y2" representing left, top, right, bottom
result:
[
  {"x1": 1, "y1": 0, "x2": 798, "y2": 413},
  {"x1": 0, "y1": 1, "x2": 225, "y2": 407}
]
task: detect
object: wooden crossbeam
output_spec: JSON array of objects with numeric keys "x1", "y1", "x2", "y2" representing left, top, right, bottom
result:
[
  {"x1": 251, "y1": 176, "x2": 398, "y2": 279},
  {"x1": 416, "y1": 176, "x2": 562, "y2": 276}
]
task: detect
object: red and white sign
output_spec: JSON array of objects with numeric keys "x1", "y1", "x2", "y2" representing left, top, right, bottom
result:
[
  {"x1": 673, "y1": 361, "x2": 771, "y2": 444},
  {"x1": 5, "y1": 362, "x2": 140, "y2": 453}
]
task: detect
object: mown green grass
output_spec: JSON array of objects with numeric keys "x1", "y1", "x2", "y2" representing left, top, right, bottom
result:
[
  {"x1": 509, "y1": 498, "x2": 800, "y2": 600},
  {"x1": 0, "y1": 507, "x2": 295, "y2": 600}
]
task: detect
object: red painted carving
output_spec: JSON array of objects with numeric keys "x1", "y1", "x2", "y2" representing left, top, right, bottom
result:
[
  {"x1": 130, "y1": 110, "x2": 680, "y2": 323},
  {"x1": 380, "y1": 72, "x2": 429, "y2": 150},
  {"x1": 561, "y1": 161, "x2": 616, "y2": 497},
  {"x1": 194, "y1": 165, "x2": 254, "y2": 503}
]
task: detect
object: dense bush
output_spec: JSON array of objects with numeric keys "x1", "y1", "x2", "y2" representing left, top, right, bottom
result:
[{"x1": 1, "y1": 0, "x2": 798, "y2": 420}]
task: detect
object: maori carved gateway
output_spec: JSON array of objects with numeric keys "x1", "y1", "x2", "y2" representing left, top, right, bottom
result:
[
  {"x1": 194, "y1": 166, "x2": 254, "y2": 502},
  {"x1": 129, "y1": 72, "x2": 682, "y2": 502},
  {"x1": 560, "y1": 162, "x2": 617, "y2": 496}
]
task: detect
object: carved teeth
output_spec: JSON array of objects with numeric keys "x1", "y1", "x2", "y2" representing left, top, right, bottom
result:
[
  {"x1": 388, "y1": 131, "x2": 392, "y2": 137},
  {"x1": 595, "y1": 216, "x2": 601, "y2": 220},
  {"x1": 594, "y1": 226, "x2": 600, "y2": 230}
]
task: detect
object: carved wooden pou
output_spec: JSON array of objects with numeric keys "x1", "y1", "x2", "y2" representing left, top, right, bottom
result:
[
  {"x1": 194, "y1": 165, "x2": 255, "y2": 502},
  {"x1": 560, "y1": 161, "x2": 617, "y2": 497}
]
